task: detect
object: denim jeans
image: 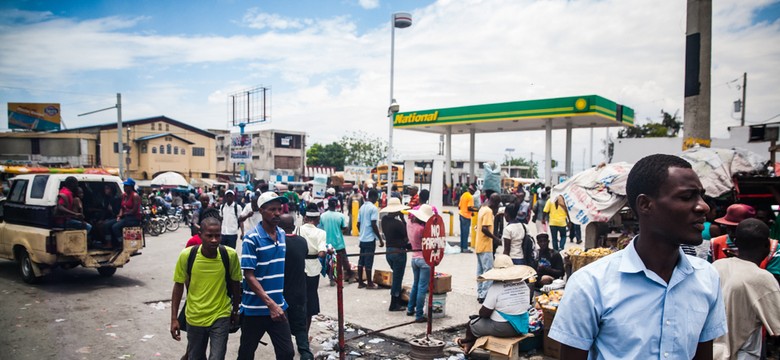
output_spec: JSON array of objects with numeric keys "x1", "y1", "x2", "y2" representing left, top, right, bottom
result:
[
  {"x1": 187, "y1": 316, "x2": 230, "y2": 360},
  {"x1": 550, "y1": 226, "x2": 567, "y2": 251},
  {"x1": 385, "y1": 248, "x2": 407, "y2": 297},
  {"x1": 65, "y1": 219, "x2": 92, "y2": 234},
  {"x1": 459, "y1": 215, "x2": 471, "y2": 250},
  {"x1": 103, "y1": 217, "x2": 140, "y2": 247},
  {"x1": 407, "y1": 258, "x2": 430, "y2": 320},
  {"x1": 476, "y1": 252, "x2": 494, "y2": 299},
  {"x1": 569, "y1": 224, "x2": 581, "y2": 242}
]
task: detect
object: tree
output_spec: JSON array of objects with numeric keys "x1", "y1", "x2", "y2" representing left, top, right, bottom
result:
[
  {"x1": 306, "y1": 142, "x2": 347, "y2": 170},
  {"x1": 502, "y1": 156, "x2": 540, "y2": 178},
  {"x1": 339, "y1": 131, "x2": 388, "y2": 167},
  {"x1": 617, "y1": 110, "x2": 681, "y2": 139}
]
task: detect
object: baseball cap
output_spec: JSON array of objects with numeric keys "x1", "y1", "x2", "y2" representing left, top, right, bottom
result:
[
  {"x1": 225, "y1": 189, "x2": 235, "y2": 196},
  {"x1": 715, "y1": 204, "x2": 755, "y2": 226},
  {"x1": 123, "y1": 178, "x2": 136, "y2": 186},
  {"x1": 256, "y1": 191, "x2": 289, "y2": 208}
]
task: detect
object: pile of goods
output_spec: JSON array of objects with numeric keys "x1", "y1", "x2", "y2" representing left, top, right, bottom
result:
[{"x1": 567, "y1": 247, "x2": 615, "y2": 273}]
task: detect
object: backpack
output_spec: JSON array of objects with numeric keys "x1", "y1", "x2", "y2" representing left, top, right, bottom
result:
[
  {"x1": 520, "y1": 223, "x2": 538, "y2": 269},
  {"x1": 178, "y1": 244, "x2": 239, "y2": 333},
  {"x1": 220, "y1": 202, "x2": 239, "y2": 225}
]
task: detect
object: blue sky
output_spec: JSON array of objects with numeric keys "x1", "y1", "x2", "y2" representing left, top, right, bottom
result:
[{"x1": 1, "y1": 0, "x2": 779, "y2": 175}]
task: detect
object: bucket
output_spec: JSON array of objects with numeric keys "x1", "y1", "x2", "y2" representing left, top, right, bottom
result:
[{"x1": 425, "y1": 293, "x2": 447, "y2": 319}]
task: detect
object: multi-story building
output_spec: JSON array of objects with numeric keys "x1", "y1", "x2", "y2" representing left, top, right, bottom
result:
[
  {"x1": 59, "y1": 116, "x2": 217, "y2": 181},
  {"x1": 214, "y1": 129, "x2": 306, "y2": 182},
  {"x1": 0, "y1": 132, "x2": 98, "y2": 167}
]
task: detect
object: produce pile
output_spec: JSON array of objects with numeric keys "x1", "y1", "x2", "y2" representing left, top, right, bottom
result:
[
  {"x1": 536, "y1": 290, "x2": 564, "y2": 311},
  {"x1": 566, "y1": 247, "x2": 615, "y2": 257}
]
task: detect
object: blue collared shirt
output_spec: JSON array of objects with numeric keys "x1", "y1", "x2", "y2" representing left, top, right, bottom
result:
[
  {"x1": 549, "y1": 238, "x2": 727, "y2": 359},
  {"x1": 240, "y1": 224, "x2": 288, "y2": 316}
]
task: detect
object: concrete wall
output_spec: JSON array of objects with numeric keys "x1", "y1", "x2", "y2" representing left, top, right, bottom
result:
[
  {"x1": 215, "y1": 129, "x2": 306, "y2": 180},
  {"x1": 0, "y1": 136, "x2": 96, "y2": 166}
]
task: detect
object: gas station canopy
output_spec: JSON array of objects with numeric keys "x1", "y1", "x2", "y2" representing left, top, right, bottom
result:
[
  {"x1": 393, "y1": 95, "x2": 634, "y2": 134},
  {"x1": 392, "y1": 95, "x2": 634, "y2": 186}
]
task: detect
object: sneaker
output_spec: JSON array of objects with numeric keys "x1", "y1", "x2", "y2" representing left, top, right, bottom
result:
[
  {"x1": 461, "y1": 249, "x2": 473, "y2": 254},
  {"x1": 477, "y1": 297, "x2": 485, "y2": 304},
  {"x1": 358, "y1": 283, "x2": 366, "y2": 289},
  {"x1": 414, "y1": 317, "x2": 428, "y2": 323},
  {"x1": 406, "y1": 310, "x2": 415, "y2": 317}
]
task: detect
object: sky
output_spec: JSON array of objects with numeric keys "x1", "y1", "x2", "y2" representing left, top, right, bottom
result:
[{"x1": 1, "y1": 0, "x2": 779, "y2": 177}]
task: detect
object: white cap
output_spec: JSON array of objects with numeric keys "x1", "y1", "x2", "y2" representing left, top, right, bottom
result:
[{"x1": 256, "y1": 191, "x2": 289, "y2": 208}]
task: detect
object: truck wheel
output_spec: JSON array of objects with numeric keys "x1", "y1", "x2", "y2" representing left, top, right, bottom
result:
[
  {"x1": 18, "y1": 250, "x2": 41, "y2": 284},
  {"x1": 97, "y1": 267, "x2": 117, "y2": 277}
]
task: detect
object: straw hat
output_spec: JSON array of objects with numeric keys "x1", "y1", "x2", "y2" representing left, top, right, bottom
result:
[
  {"x1": 408, "y1": 204, "x2": 434, "y2": 222},
  {"x1": 478, "y1": 254, "x2": 536, "y2": 282},
  {"x1": 380, "y1": 197, "x2": 409, "y2": 214}
]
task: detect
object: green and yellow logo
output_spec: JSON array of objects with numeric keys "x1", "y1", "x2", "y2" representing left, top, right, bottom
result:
[
  {"x1": 574, "y1": 98, "x2": 588, "y2": 112},
  {"x1": 394, "y1": 111, "x2": 439, "y2": 125}
]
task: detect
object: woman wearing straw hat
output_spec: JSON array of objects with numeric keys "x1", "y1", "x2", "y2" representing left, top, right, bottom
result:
[
  {"x1": 456, "y1": 254, "x2": 536, "y2": 353},
  {"x1": 380, "y1": 197, "x2": 411, "y2": 312},
  {"x1": 406, "y1": 204, "x2": 435, "y2": 323}
]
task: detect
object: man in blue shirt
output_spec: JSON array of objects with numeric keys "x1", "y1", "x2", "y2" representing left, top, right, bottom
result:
[
  {"x1": 357, "y1": 189, "x2": 383, "y2": 289},
  {"x1": 320, "y1": 197, "x2": 353, "y2": 283},
  {"x1": 237, "y1": 192, "x2": 294, "y2": 360},
  {"x1": 549, "y1": 154, "x2": 727, "y2": 359}
]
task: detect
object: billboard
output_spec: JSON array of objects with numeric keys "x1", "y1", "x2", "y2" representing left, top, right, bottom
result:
[
  {"x1": 8, "y1": 103, "x2": 61, "y2": 131},
  {"x1": 230, "y1": 134, "x2": 252, "y2": 163}
]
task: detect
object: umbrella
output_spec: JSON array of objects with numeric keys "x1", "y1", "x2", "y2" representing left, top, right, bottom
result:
[
  {"x1": 679, "y1": 147, "x2": 765, "y2": 198},
  {"x1": 550, "y1": 162, "x2": 633, "y2": 225},
  {"x1": 151, "y1": 172, "x2": 189, "y2": 188}
]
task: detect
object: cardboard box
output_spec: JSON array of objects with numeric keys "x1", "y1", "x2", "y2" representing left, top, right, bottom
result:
[
  {"x1": 372, "y1": 269, "x2": 393, "y2": 287},
  {"x1": 542, "y1": 306, "x2": 557, "y2": 331},
  {"x1": 432, "y1": 273, "x2": 452, "y2": 294},
  {"x1": 470, "y1": 334, "x2": 534, "y2": 360}
]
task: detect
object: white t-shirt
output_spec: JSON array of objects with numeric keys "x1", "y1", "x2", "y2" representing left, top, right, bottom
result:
[
  {"x1": 482, "y1": 280, "x2": 530, "y2": 322},
  {"x1": 219, "y1": 201, "x2": 243, "y2": 235},
  {"x1": 240, "y1": 205, "x2": 262, "y2": 236},
  {"x1": 298, "y1": 223, "x2": 327, "y2": 277},
  {"x1": 502, "y1": 222, "x2": 528, "y2": 260}
]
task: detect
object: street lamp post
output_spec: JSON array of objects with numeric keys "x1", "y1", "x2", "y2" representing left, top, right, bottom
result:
[
  {"x1": 78, "y1": 93, "x2": 123, "y2": 178},
  {"x1": 387, "y1": 12, "x2": 412, "y2": 198}
]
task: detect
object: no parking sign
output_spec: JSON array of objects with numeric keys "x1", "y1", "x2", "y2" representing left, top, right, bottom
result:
[{"x1": 422, "y1": 214, "x2": 446, "y2": 267}]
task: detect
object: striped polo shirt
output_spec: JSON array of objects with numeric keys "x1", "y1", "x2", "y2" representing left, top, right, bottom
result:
[{"x1": 240, "y1": 224, "x2": 288, "y2": 316}]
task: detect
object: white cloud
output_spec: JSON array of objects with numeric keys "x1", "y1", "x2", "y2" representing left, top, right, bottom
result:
[
  {"x1": 1, "y1": 0, "x2": 778, "y2": 173},
  {"x1": 358, "y1": 0, "x2": 380, "y2": 10}
]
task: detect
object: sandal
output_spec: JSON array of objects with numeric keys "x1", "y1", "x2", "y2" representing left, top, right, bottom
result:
[{"x1": 456, "y1": 337, "x2": 474, "y2": 353}]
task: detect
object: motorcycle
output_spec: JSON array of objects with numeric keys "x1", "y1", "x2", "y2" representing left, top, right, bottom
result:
[
  {"x1": 165, "y1": 207, "x2": 182, "y2": 232},
  {"x1": 142, "y1": 206, "x2": 159, "y2": 236}
]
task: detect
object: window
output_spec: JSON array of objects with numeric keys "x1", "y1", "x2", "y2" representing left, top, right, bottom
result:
[
  {"x1": 252, "y1": 155, "x2": 260, "y2": 160},
  {"x1": 113, "y1": 142, "x2": 119, "y2": 153},
  {"x1": 274, "y1": 133, "x2": 302, "y2": 149},
  {"x1": 30, "y1": 175, "x2": 49, "y2": 199},
  {"x1": 201, "y1": 173, "x2": 210, "y2": 178},
  {"x1": 158, "y1": 123, "x2": 162, "y2": 131},
  {"x1": 9, "y1": 179, "x2": 28, "y2": 203},
  {"x1": 31, "y1": 139, "x2": 40, "y2": 155},
  {"x1": 193, "y1": 147, "x2": 205, "y2": 156},
  {"x1": 166, "y1": 124, "x2": 170, "y2": 131},
  {"x1": 181, "y1": 148, "x2": 185, "y2": 155},
  {"x1": 165, "y1": 136, "x2": 172, "y2": 142},
  {"x1": 151, "y1": 123, "x2": 155, "y2": 130},
  {"x1": 141, "y1": 143, "x2": 148, "y2": 153},
  {"x1": 167, "y1": 144, "x2": 172, "y2": 154},
  {"x1": 159, "y1": 145, "x2": 164, "y2": 154},
  {"x1": 152, "y1": 147, "x2": 157, "y2": 154},
  {"x1": 174, "y1": 146, "x2": 179, "y2": 155},
  {"x1": 274, "y1": 156, "x2": 301, "y2": 169},
  {"x1": 217, "y1": 156, "x2": 225, "y2": 161}
]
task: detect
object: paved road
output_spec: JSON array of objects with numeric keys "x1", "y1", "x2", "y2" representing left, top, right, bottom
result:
[{"x1": 0, "y1": 208, "x2": 564, "y2": 359}]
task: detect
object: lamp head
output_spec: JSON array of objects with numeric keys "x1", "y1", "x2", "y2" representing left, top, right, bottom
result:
[{"x1": 388, "y1": 99, "x2": 400, "y2": 114}]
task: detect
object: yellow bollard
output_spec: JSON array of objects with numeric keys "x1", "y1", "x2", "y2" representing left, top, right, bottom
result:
[
  {"x1": 442, "y1": 210, "x2": 455, "y2": 236},
  {"x1": 351, "y1": 200, "x2": 359, "y2": 236},
  {"x1": 470, "y1": 216, "x2": 477, "y2": 248}
]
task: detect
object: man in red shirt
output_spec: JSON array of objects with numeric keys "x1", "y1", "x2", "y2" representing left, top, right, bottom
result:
[{"x1": 710, "y1": 204, "x2": 755, "y2": 262}]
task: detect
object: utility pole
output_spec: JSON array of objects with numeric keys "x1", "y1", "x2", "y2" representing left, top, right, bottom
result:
[
  {"x1": 740, "y1": 72, "x2": 747, "y2": 126},
  {"x1": 682, "y1": 0, "x2": 713, "y2": 150}
]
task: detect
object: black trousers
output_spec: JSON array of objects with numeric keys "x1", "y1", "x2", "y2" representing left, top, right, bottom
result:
[{"x1": 237, "y1": 315, "x2": 294, "y2": 360}]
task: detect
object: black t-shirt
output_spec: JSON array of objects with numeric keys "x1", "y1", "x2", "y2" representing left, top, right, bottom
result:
[
  {"x1": 381, "y1": 215, "x2": 408, "y2": 249},
  {"x1": 283, "y1": 234, "x2": 308, "y2": 306},
  {"x1": 536, "y1": 249, "x2": 565, "y2": 279}
]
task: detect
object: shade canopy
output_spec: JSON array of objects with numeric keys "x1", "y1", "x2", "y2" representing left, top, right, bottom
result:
[{"x1": 151, "y1": 171, "x2": 189, "y2": 187}]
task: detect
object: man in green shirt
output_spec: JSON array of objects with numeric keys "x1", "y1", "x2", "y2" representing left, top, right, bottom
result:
[{"x1": 170, "y1": 216, "x2": 242, "y2": 360}]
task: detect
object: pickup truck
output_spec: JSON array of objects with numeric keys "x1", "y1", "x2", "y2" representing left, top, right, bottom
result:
[{"x1": 0, "y1": 173, "x2": 144, "y2": 283}]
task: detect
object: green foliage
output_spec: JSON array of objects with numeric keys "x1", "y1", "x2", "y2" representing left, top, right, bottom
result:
[
  {"x1": 617, "y1": 109, "x2": 681, "y2": 139},
  {"x1": 501, "y1": 156, "x2": 540, "y2": 178},
  {"x1": 306, "y1": 142, "x2": 347, "y2": 170},
  {"x1": 339, "y1": 131, "x2": 388, "y2": 167},
  {"x1": 306, "y1": 131, "x2": 388, "y2": 170}
]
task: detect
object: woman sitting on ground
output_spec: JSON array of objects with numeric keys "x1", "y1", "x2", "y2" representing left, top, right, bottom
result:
[{"x1": 457, "y1": 254, "x2": 536, "y2": 353}]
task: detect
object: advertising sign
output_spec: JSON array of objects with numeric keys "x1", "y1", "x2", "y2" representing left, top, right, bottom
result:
[
  {"x1": 422, "y1": 214, "x2": 446, "y2": 267},
  {"x1": 230, "y1": 134, "x2": 252, "y2": 163},
  {"x1": 8, "y1": 103, "x2": 61, "y2": 131}
]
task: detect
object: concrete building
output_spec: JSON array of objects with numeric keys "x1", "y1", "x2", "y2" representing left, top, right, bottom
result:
[
  {"x1": 0, "y1": 132, "x2": 98, "y2": 167},
  {"x1": 60, "y1": 116, "x2": 217, "y2": 181},
  {"x1": 214, "y1": 129, "x2": 307, "y2": 182}
]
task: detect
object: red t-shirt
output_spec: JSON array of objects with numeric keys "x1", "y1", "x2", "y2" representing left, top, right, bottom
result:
[{"x1": 185, "y1": 234, "x2": 202, "y2": 248}]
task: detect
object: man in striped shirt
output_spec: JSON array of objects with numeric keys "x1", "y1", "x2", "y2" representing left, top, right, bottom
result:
[{"x1": 237, "y1": 192, "x2": 294, "y2": 360}]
